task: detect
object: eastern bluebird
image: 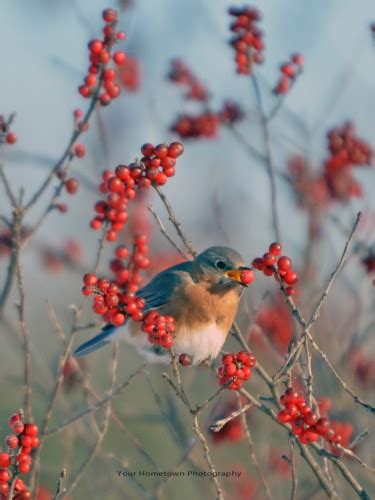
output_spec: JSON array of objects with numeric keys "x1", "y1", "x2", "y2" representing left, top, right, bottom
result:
[{"x1": 73, "y1": 246, "x2": 250, "y2": 364}]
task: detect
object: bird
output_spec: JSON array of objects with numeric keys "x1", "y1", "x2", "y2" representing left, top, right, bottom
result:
[{"x1": 73, "y1": 246, "x2": 251, "y2": 365}]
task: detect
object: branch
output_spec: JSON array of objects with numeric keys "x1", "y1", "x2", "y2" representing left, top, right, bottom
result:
[
  {"x1": 237, "y1": 393, "x2": 272, "y2": 500},
  {"x1": 53, "y1": 469, "x2": 67, "y2": 500}
]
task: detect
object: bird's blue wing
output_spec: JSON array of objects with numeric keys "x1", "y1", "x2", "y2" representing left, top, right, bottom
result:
[
  {"x1": 73, "y1": 323, "x2": 116, "y2": 357},
  {"x1": 136, "y1": 261, "x2": 191, "y2": 312}
]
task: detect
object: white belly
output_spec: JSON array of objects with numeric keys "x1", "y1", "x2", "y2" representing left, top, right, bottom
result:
[
  {"x1": 174, "y1": 323, "x2": 227, "y2": 364},
  {"x1": 113, "y1": 322, "x2": 227, "y2": 365}
]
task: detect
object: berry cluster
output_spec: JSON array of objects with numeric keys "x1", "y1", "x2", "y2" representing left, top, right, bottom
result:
[
  {"x1": 228, "y1": 5, "x2": 264, "y2": 75},
  {"x1": 288, "y1": 155, "x2": 329, "y2": 211},
  {"x1": 0, "y1": 114, "x2": 17, "y2": 145},
  {"x1": 273, "y1": 53, "x2": 304, "y2": 95},
  {"x1": 141, "y1": 311, "x2": 175, "y2": 349},
  {"x1": 82, "y1": 236, "x2": 149, "y2": 325},
  {"x1": 218, "y1": 351, "x2": 256, "y2": 390},
  {"x1": 90, "y1": 142, "x2": 184, "y2": 241},
  {"x1": 277, "y1": 388, "x2": 344, "y2": 447},
  {"x1": 78, "y1": 8, "x2": 126, "y2": 107},
  {"x1": 117, "y1": 56, "x2": 141, "y2": 92},
  {"x1": 0, "y1": 412, "x2": 40, "y2": 498},
  {"x1": 167, "y1": 59, "x2": 209, "y2": 101},
  {"x1": 252, "y1": 242, "x2": 298, "y2": 295},
  {"x1": 82, "y1": 237, "x2": 176, "y2": 348},
  {"x1": 324, "y1": 122, "x2": 373, "y2": 201},
  {"x1": 171, "y1": 101, "x2": 244, "y2": 139}
]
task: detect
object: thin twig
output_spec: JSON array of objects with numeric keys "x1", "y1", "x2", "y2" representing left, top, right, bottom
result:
[
  {"x1": 53, "y1": 469, "x2": 67, "y2": 500},
  {"x1": 44, "y1": 364, "x2": 146, "y2": 437},
  {"x1": 64, "y1": 343, "x2": 119, "y2": 496},
  {"x1": 237, "y1": 393, "x2": 272, "y2": 500},
  {"x1": 147, "y1": 203, "x2": 188, "y2": 259},
  {"x1": 192, "y1": 414, "x2": 224, "y2": 500},
  {"x1": 250, "y1": 74, "x2": 281, "y2": 241},
  {"x1": 289, "y1": 439, "x2": 298, "y2": 500},
  {"x1": 210, "y1": 403, "x2": 252, "y2": 433},
  {"x1": 153, "y1": 185, "x2": 196, "y2": 258},
  {"x1": 14, "y1": 208, "x2": 32, "y2": 420}
]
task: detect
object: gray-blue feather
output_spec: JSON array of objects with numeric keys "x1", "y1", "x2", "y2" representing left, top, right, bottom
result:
[
  {"x1": 136, "y1": 261, "x2": 190, "y2": 311},
  {"x1": 73, "y1": 262, "x2": 190, "y2": 358},
  {"x1": 73, "y1": 324, "x2": 116, "y2": 357}
]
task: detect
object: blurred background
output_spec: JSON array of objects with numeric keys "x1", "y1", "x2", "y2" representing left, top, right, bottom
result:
[{"x1": 0, "y1": 0, "x2": 375, "y2": 498}]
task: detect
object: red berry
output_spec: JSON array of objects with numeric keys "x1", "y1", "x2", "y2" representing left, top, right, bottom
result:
[
  {"x1": 224, "y1": 363, "x2": 237, "y2": 377},
  {"x1": 6, "y1": 434, "x2": 19, "y2": 449},
  {"x1": 316, "y1": 418, "x2": 330, "y2": 435},
  {"x1": 222, "y1": 354, "x2": 234, "y2": 365},
  {"x1": 168, "y1": 142, "x2": 184, "y2": 158},
  {"x1": 154, "y1": 144, "x2": 169, "y2": 159},
  {"x1": 0, "y1": 482, "x2": 9, "y2": 496},
  {"x1": 280, "y1": 63, "x2": 295, "y2": 77},
  {"x1": 83, "y1": 273, "x2": 97, "y2": 286},
  {"x1": 113, "y1": 51, "x2": 126, "y2": 65},
  {"x1": 12, "y1": 421, "x2": 24, "y2": 434},
  {"x1": 141, "y1": 143, "x2": 155, "y2": 157},
  {"x1": 239, "y1": 269, "x2": 255, "y2": 285},
  {"x1": 179, "y1": 353, "x2": 192, "y2": 366},
  {"x1": 304, "y1": 411, "x2": 318, "y2": 426},
  {"x1": 88, "y1": 39, "x2": 103, "y2": 54},
  {"x1": 252, "y1": 257, "x2": 265, "y2": 270},
  {"x1": 277, "y1": 410, "x2": 292, "y2": 424},
  {"x1": 269, "y1": 242, "x2": 281, "y2": 256},
  {"x1": 9, "y1": 413, "x2": 20, "y2": 426},
  {"x1": 112, "y1": 313, "x2": 126, "y2": 326},
  {"x1": 74, "y1": 143, "x2": 85, "y2": 158},
  {"x1": 18, "y1": 463, "x2": 30, "y2": 474},
  {"x1": 236, "y1": 351, "x2": 249, "y2": 364},
  {"x1": 24, "y1": 423, "x2": 39, "y2": 436},
  {"x1": 0, "y1": 453, "x2": 11, "y2": 468},
  {"x1": 65, "y1": 178, "x2": 79, "y2": 194},
  {"x1": 115, "y1": 245, "x2": 129, "y2": 259},
  {"x1": 5, "y1": 132, "x2": 17, "y2": 144},
  {"x1": 242, "y1": 366, "x2": 251, "y2": 379},
  {"x1": 100, "y1": 93, "x2": 111, "y2": 106},
  {"x1": 107, "y1": 176, "x2": 123, "y2": 193},
  {"x1": 102, "y1": 8, "x2": 118, "y2": 22},
  {"x1": 263, "y1": 252, "x2": 276, "y2": 266},
  {"x1": 301, "y1": 427, "x2": 319, "y2": 443},
  {"x1": 283, "y1": 271, "x2": 298, "y2": 285},
  {"x1": 104, "y1": 68, "x2": 116, "y2": 82},
  {"x1": 283, "y1": 388, "x2": 300, "y2": 404},
  {"x1": 277, "y1": 256, "x2": 292, "y2": 271},
  {"x1": 0, "y1": 469, "x2": 10, "y2": 482},
  {"x1": 85, "y1": 74, "x2": 97, "y2": 87},
  {"x1": 14, "y1": 478, "x2": 25, "y2": 492},
  {"x1": 291, "y1": 53, "x2": 304, "y2": 66},
  {"x1": 79, "y1": 85, "x2": 91, "y2": 97}
]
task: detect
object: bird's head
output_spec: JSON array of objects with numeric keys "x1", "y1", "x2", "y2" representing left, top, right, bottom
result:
[{"x1": 191, "y1": 246, "x2": 253, "y2": 291}]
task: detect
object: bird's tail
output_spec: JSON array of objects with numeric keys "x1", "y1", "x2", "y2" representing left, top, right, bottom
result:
[{"x1": 73, "y1": 324, "x2": 118, "y2": 357}]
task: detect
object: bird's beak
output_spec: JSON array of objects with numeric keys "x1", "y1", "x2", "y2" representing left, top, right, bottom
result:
[{"x1": 225, "y1": 267, "x2": 251, "y2": 287}]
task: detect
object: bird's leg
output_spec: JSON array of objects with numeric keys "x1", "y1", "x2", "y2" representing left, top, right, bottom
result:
[{"x1": 200, "y1": 358, "x2": 215, "y2": 369}]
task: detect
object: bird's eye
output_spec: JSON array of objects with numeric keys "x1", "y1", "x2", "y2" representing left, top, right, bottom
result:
[{"x1": 215, "y1": 260, "x2": 227, "y2": 270}]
